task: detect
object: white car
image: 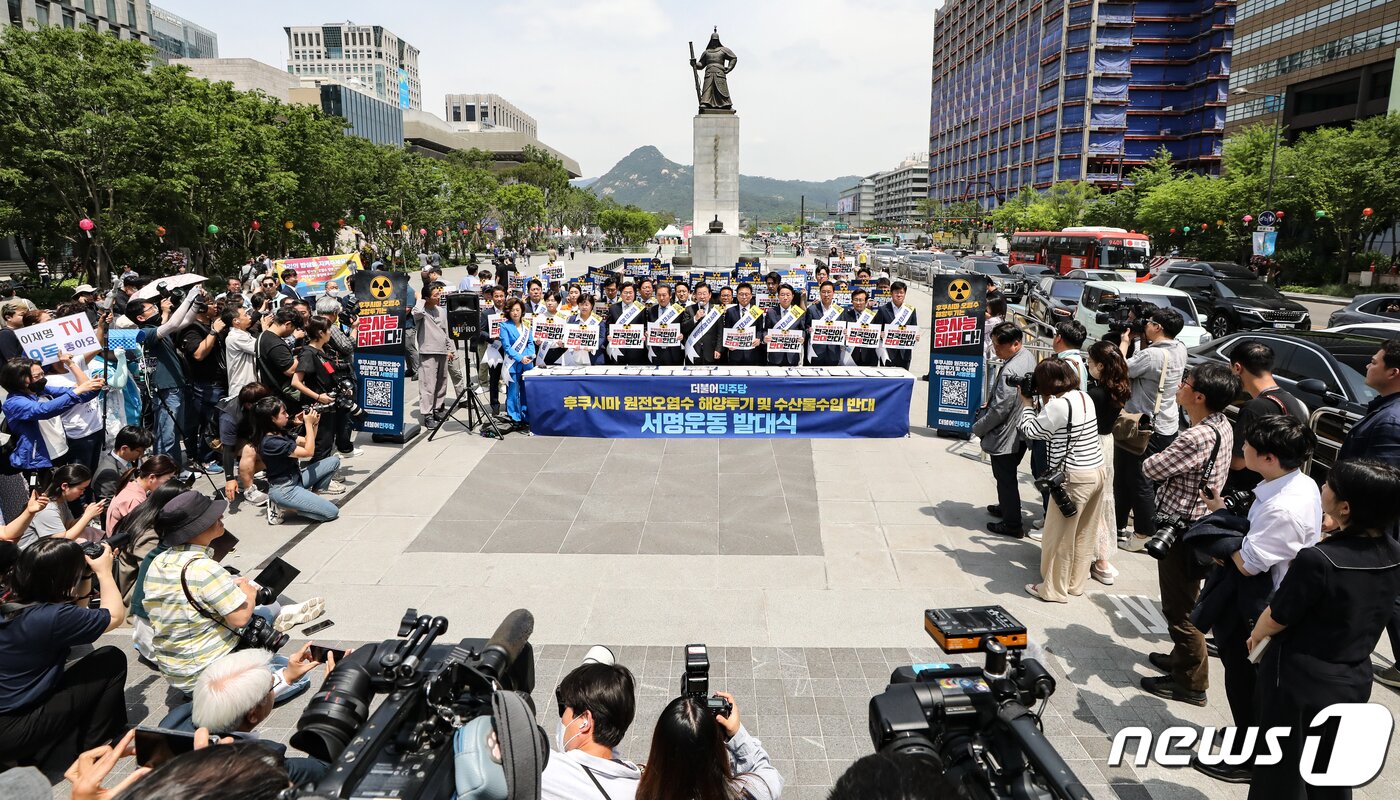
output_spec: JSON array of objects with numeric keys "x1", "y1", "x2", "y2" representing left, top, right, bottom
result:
[
  {"x1": 1323, "y1": 322, "x2": 1400, "y2": 339},
  {"x1": 1075, "y1": 281, "x2": 1211, "y2": 348}
]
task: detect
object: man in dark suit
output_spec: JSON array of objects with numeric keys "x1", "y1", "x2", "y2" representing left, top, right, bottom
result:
[
  {"x1": 607, "y1": 282, "x2": 649, "y2": 365},
  {"x1": 722, "y1": 283, "x2": 765, "y2": 365},
  {"x1": 763, "y1": 284, "x2": 807, "y2": 367},
  {"x1": 876, "y1": 281, "x2": 917, "y2": 370},
  {"x1": 685, "y1": 283, "x2": 724, "y2": 365},
  {"x1": 278, "y1": 269, "x2": 301, "y2": 301},
  {"x1": 845, "y1": 289, "x2": 881, "y2": 367},
  {"x1": 807, "y1": 281, "x2": 847, "y2": 367},
  {"x1": 646, "y1": 284, "x2": 686, "y2": 366}
]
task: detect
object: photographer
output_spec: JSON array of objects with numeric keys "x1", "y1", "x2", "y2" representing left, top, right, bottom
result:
[
  {"x1": 127, "y1": 287, "x2": 200, "y2": 467},
  {"x1": 18, "y1": 465, "x2": 105, "y2": 549},
  {"x1": 106, "y1": 454, "x2": 178, "y2": 534},
  {"x1": 1017, "y1": 359, "x2": 1105, "y2": 603},
  {"x1": 1246, "y1": 459, "x2": 1400, "y2": 800},
  {"x1": 543, "y1": 660, "x2": 643, "y2": 800},
  {"x1": 1192, "y1": 415, "x2": 1320, "y2": 784},
  {"x1": 974, "y1": 323, "x2": 1037, "y2": 538},
  {"x1": 252, "y1": 397, "x2": 340, "y2": 525},
  {"x1": 255, "y1": 307, "x2": 303, "y2": 410},
  {"x1": 1226, "y1": 342, "x2": 1309, "y2": 491},
  {"x1": 0, "y1": 355, "x2": 103, "y2": 481},
  {"x1": 1115, "y1": 307, "x2": 1188, "y2": 547},
  {"x1": 635, "y1": 692, "x2": 784, "y2": 800},
  {"x1": 0, "y1": 539, "x2": 127, "y2": 780},
  {"x1": 1135, "y1": 362, "x2": 1237, "y2": 706},
  {"x1": 110, "y1": 484, "x2": 183, "y2": 602},
  {"x1": 291, "y1": 319, "x2": 349, "y2": 478},
  {"x1": 218, "y1": 383, "x2": 271, "y2": 507},
  {"x1": 316, "y1": 295, "x2": 362, "y2": 458},
  {"x1": 179, "y1": 295, "x2": 228, "y2": 475},
  {"x1": 222, "y1": 304, "x2": 258, "y2": 403}
]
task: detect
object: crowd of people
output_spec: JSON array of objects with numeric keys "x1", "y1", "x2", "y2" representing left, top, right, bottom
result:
[{"x1": 976, "y1": 304, "x2": 1400, "y2": 794}]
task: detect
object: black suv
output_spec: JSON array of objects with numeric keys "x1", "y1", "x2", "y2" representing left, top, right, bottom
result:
[{"x1": 1151, "y1": 271, "x2": 1309, "y2": 338}]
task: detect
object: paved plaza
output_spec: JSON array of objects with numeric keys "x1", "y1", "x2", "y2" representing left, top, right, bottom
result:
[{"x1": 87, "y1": 253, "x2": 1400, "y2": 800}]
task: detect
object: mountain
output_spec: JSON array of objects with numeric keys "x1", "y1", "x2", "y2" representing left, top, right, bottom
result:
[
  {"x1": 588, "y1": 146, "x2": 859, "y2": 221},
  {"x1": 570, "y1": 176, "x2": 599, "y2": 188}
]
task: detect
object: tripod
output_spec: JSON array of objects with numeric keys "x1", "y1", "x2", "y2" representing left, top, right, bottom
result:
[
  {"x1": 428, "y1": 334, "x2": 506, "y2": 441},
  {"x1": 137, "y1": 352, "x2": 224, "y2": 498}
]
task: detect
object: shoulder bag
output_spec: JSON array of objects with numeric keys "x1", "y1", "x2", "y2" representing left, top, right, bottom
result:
[{"x1": 1112, "y1": 347, "x2": 1168, "y2": 455}]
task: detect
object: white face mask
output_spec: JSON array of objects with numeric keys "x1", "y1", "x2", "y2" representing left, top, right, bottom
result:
[{"x1": 555, "y1": 716, "x2": 585, "y2": 753}]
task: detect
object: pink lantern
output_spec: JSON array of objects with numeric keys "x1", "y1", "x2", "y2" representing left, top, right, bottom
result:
[
  {"x1": 419, "y1": 228, "x2": 427, "y2": 236},
  {"x1": 1275, "y1": 211, "x2": 1284, "y2": 219},
  {"x1": 1243, "y1": 215, "x2": 1253, "y2": 223},
  {"x1": 1363, "y1": 208, "x2": 1374, "y2": 217},
  {"x1": 312, "y1": 221, "x2": 321, "y2": 231},
  {"x1": 78, "y1": 218, "x2": 95, "y2": 238}
]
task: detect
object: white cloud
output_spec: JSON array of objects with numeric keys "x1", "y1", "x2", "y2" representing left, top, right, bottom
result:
[{"x1": 164, "y1": 0, "x2": 941, "y2": 181}]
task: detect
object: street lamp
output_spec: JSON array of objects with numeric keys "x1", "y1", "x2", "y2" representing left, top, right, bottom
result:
[{"x1": 1233, "y1": 87, "x2": 1286, "y2": 211}]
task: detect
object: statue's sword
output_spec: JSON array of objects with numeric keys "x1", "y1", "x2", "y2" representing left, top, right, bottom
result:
[{"x1": 688, "y1": 41, "x2": 702, "y2": 104}]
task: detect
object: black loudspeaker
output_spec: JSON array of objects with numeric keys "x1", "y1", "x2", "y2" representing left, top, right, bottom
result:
[{"x1": 445, "y1": 291, "x2": 480, "y2": 341}]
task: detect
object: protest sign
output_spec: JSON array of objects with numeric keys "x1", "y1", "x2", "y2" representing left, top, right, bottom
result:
[
  {"x1": 928, "y1": 274, "x2": 988, "y2": 434},
  {"x1": 564, "y1": 324, "x2": 599, "y2": 351},
  {"x1": 810, "y1": 321, "x2": 848, "y2": 346},
  {"x1": 273, "y1": 253, "x2": 361, "y2": 296},
  {"x1": 540, "y1": 263, "x2": 565, "y2": 284},
  {"x1": 609, "y1": 325, "x2": 646, "y2": 349},
  {"x1": 845, "y1": 324, "x2": 883, "y2": 349},
  {"x1": 487, "y1": 313, "x2": 502, "y2": 339},
  {"x1": 533, "y1": 315, "x2": 566, "y2": 344},
  {"x1": 883, "y1": 327, "x2": 919, "y2": 350},
  {"x1": 722, "y1": 328, "x2": 757, "y2": 350},
  {"x1": 766, "y1": 330, "x2": 804, "y2": 353},
  {"x1": 16, "y1": 313, "x2": 100, "y2": 365},
  {"x1": 647, "y1": 324, "x2": 681, "y2": 348},
  {"x1": 350, "y1": 270, "x2": 411, "y2": 440}
]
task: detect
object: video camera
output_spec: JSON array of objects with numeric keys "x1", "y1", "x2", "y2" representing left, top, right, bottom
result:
[
  {"x1": 866, "y1": 607, "x2": 1091, "y2": 800},
  {"x1": 1095, "y1": 297, "x2": 1150, "y2": 337},
  {"x1": 291, "y1": 608, "x2": 543, "y2": 800},
  {"x1": 679, "y1": 643, "x2": 733, "y2": 718}
]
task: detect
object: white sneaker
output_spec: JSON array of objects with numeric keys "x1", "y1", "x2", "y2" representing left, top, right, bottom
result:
[
  {"x1": 321, "y1": 479, "x2": 348, "y2": 496},
  {"x1": 243, "y1": 487, "x2": 269, "y2": 507},
  {"x1": 273, "y1": 597, "x2": 326, "y2": 633},
  {"x1": 1119, "y1": 533, "x2": 1150, "y2": 553},
  {"x1": 1027, "y1": 528, "x2": 1044, "y2": 542},
  {"x1": 341, "y1": 447, "x2": 365, "y2": 458},
  {"x1": 266, "y1": 501, "x2": 284, "y2": 526}
]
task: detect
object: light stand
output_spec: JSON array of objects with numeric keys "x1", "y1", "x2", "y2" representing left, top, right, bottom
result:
[{"x1": 435, "y1": 292, "x2": 505, "y2": 441}]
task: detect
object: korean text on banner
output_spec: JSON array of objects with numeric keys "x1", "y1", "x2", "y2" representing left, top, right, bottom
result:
[
  {"x1": 928, "y1": 274, "x2": 987, "y2": 434},
  {"x1": 767, "y1": 330, "x2": 804, "y2": 353},
  {"x1": 351, "y1": 269, "x2": 409, "y2": 438},
  {"x1": 274, "y1": 253, "x2": 362, "y2": 296},
  {"x1": 563, "y1": 324, "x2": 599, "y2": 351},
  {"x1": 16, "y1": 313, "x2": 99, "y2": 365}
]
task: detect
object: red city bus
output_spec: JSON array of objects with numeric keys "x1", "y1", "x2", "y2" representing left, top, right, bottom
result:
[{"x1": 1009, "y1": 228, "x2": 1152, "y2": 280}]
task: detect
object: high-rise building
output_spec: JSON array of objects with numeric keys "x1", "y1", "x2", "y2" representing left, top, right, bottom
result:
[
  {"x1": 285, "y1": 22, "x2": 421, "y2": 110},
  {"x1": 928, "y1": 1, "x2": 1234, "y2": 209},
  {"x1": 872, "y1": 156, "x2": 930, "y2": 225},
  {"x1": 148, "y1": 4, "x2": 216, "y2": 60},
  {"x1": 444, "y1": 94, "x2": 538, "y2": 138},
  {"x1": 1227, "y1": 0, "x2": 1398, "y2": 137},
  {"x1": 838, "y1": 177, "x2": 877, "y2": 228},
  {"x1": 3, "y1": 0, "x2": 152, "y2": 42}
]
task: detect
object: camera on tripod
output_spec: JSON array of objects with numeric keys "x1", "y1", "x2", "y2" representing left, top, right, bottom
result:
[
  {"x1": 1095, "y1": 297, "x2": 1149, "y2": 337},
  {"x1": 866, "y1": 607, "x2": 1090, "y2": 800},
  {"x1": 679, "y1": 644, "x2": 733, "y2": 718},
  {"x1": 291, "y1": 608, "x2": 542, "y2": 800}
]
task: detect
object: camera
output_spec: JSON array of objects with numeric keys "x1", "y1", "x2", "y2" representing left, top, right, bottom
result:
[
  {"x1": 235, "y1": 613, "x2": 289, "y2": 653},
  {"x1": 1205, "y1": 487, "x2": 1255, "y2": 516},
  {"x1": 291, "y1": 608, "x2": 540, "y2": 800},
  {"x1": 1003, "y1": 372, "x2": 1037, "y2": 399},
  {"x1": 1095, "y1": 298, "x2": 1149, "y2": 337},
  {"x1": 680, "y1": 643, "x2": 733, "y2": 718},
  {"x1": 1033, "y1": 469, "x2": 1078, "y2": 518},
  {"x1": 309, "y1": 377, "x2": 366, "y2": 420},
  {"x1": 1144, "y1": 512, "x2": 1191, "y2": 560},
  {"x1": 867, "y1": 607, "x2": 1090, "y2": 800},
  {"x1": 337, "y1": 294, "x2": 361, "y2": 329},
  {"x1": 153, "y1": 280, "x2": 187, "y2": 307}
]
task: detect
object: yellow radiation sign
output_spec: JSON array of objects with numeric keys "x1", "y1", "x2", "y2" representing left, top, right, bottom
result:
[
  {"x1": 370, "y1": 276, "x2": 393, "y2": 299},
  {"x1": 948, "y1": 279, "x2": 972, "y2": 302}
]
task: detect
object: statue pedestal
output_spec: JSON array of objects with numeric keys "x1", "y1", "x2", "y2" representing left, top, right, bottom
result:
[
  {"x1": 692, "y1": 113, "x2": 740, "y2": 238},
  {"x1": 690, "y1": 232, "x2": 742, "y2": 269}
]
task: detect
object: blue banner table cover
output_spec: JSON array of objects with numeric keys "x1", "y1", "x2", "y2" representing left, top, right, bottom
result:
[{"x1": 523, "y1": 366, "x2": 914, "y2": 438}]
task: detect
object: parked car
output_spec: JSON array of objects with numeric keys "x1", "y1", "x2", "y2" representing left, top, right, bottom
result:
[
  {"x1": 933, "y1": 253, "x2": 963, "y2": 274},
  {"x1": 1187, "y1": 330, "x2": 1386, "y2": 479},
  {"x1": 1163, "y1": 261, "x2": 1259, "y2": 281},
  {"x1": 1326, "y1": 293, "x2": 1400, "y2": 327},
  {"x1": 1026, "y1": 277, "x2": 1086, "y2": 326},
  {"x1": 1008, "y1": 262, "x2": 1057, "y2": 280},
  {"x1": 1076, "y1": 280, "x2": 1210, "y2": 347},
  {"x1": 961, "y1": 259, "x2": 1025, "y2": 301},
  {"x1": 1150, "y1": 272, "x2": 1310, "y2": 338},
  {"x1": 1065, "y1": 268, "x2": 1128, "y2": 282},
  {"x1": 1324, "y1": 321, "x2": 1400, "y2": 339}
]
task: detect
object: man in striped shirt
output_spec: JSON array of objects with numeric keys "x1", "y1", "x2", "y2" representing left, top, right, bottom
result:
[{"x1": 1132, "y1": 362, "x2": 1238, "y2": 707}]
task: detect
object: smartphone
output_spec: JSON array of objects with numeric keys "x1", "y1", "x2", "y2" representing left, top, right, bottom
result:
[
  {"x1": 302, "y1": 619, "x2": 334, "y2": 636},
  {"x1": 134, "y1": 727, "x2": 196, "y2": 768},
  {"x1": 309, "y1": 645, "x2": 347, "y2": 663}
]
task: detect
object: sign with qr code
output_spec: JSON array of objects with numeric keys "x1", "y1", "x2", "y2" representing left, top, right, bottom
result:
[
  {"x1": 928, "y1": 274, "x2": 988, "y2": 434},
  {"x1": 351, "y1": 269, "x2": 411, "y2": 441}
]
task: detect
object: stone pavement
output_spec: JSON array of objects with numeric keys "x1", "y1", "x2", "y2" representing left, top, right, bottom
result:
[{"x1": 86, "y1": 251, "x2": 1400, "y2": 800}]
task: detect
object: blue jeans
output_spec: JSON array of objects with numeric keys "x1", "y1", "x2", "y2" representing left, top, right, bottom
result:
[
  {"x1": 268, "y1": 456, "x2": 341, "y2": 522},
  {"x1": 152, "y1": 387, "x2": 184, "y2": 466},
  {"x1": 184, "y1": 382, "x2": 224, "y2": 463}
]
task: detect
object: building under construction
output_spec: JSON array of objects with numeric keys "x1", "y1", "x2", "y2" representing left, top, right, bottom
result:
[{"x1": 928, "y1": 0, "x2": 1234, "y2": 208}]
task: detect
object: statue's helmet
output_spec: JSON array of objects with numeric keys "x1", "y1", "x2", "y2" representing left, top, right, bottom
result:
[{"x1": 708, "y1": 29, "x2": 722, "y2": 47}]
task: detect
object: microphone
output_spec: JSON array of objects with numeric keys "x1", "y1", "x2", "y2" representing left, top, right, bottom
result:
[{"x1": 478, "y1": 609, "x2": 534, "y2": 680}]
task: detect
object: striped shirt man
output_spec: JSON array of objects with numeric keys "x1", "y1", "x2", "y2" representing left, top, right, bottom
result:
[{"x1": 143, "y1": 544, "x2": 243, "y2": 693}]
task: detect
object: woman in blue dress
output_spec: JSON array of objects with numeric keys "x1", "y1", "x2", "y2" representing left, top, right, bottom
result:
[{"x1": 497, "y1": 298, "x2": 535, "y2": 424}]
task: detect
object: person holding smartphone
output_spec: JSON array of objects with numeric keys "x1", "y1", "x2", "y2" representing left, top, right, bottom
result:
[{"x1": 0, "y1": 539, "x2": 127, "y2": 780}]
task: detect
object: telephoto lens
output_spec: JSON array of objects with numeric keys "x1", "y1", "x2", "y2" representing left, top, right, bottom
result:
[{"x1": 1049, "y1": 485, "x2": 1078, "y2": 518}]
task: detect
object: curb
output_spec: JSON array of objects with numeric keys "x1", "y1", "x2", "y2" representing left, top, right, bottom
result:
[{"x1": 1282, "y1": 291, "x2": 1349, "y2": 307}]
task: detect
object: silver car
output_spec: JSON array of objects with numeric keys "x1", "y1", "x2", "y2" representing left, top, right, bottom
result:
[{"x1": 1327, "y1": 293, "x2": 1400, "y2": 327}]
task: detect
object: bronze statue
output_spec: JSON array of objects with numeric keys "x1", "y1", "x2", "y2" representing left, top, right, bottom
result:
[{"x1": 690, "y1": 28, "x2": 738, "y2": 113}]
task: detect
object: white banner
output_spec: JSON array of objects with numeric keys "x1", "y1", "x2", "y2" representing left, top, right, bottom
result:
[{"x1": 16, "y1": 313, "x2": 100, "y2": 365}]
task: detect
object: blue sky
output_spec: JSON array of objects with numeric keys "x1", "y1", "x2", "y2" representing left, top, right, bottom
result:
[{"x1": 161, "y1": 0, "x2": 941, "y2": 181}]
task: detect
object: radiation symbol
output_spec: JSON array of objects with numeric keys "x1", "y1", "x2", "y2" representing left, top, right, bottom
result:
[
  {"x1": 948, "y1": 279, "x2": 972, "y2": 301},
  {"x1": 369, "y1": 276, "x2": 393, "y2": 299}
]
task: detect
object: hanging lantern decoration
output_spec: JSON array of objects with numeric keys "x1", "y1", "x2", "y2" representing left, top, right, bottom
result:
[
  {"x1": 1201, "y1": 223, "x2": 1208, "y2": 230},
  {"x1": 1216, "y1": 219, "x2": 1225, "y2": 226},
  {"x1": 1363, "y1": 208, "x2": 1374, "y2": 217},
  {"x1": 1170, "y1": 228, "x2": 1176, "y2": 234},
  {"x1": 436, "y1": 229, "x2": 444, "y2": 236},
  {"x1": 337, "y1": 218, "x2": 345, "y2": 226},
  {"x1": 358, "y1": 214, "x2": 366, "y2": 223},
  {"x1": 312, "y1": 221, "x2": 321, "y2": 231},
  {"x1": 206, "y1": 224, "x2": 219, "y2": 235},
  {"x1": 78, "y1": 218, "x2": 95, "y2": 238},
  {"x1": 156, "y1": 226, "x2": 166, "y2": 243},
  {"x1": 1315, "y1": 210, "x2": 1326, "y2": 219},
  {"x1": 401, "y1": 224, "x2": 409, "y2": 232},
  {"x1": 1243, "y1": 215, "x2": 1253, "y2": 224},
  {"x1": 419, "y1": 228, "x2": 427, "y2": 236},
  {"x1": 251, "y1": 220, "x2": 261, "y2": 231},
  {"x1": 284, "y1": 221, "x2": 294, "y2": 231},
  {"x1": 386, "y1": 219, "x2": 394, "y2": 228},
  {"x1": 1275, "y1": 211, "x2": 1285, "y2": 219}
]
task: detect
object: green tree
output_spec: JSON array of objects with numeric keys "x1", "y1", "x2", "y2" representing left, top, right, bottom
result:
[{"x1": 494, "y1": 183, "x2": 546, "y2": 246}]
